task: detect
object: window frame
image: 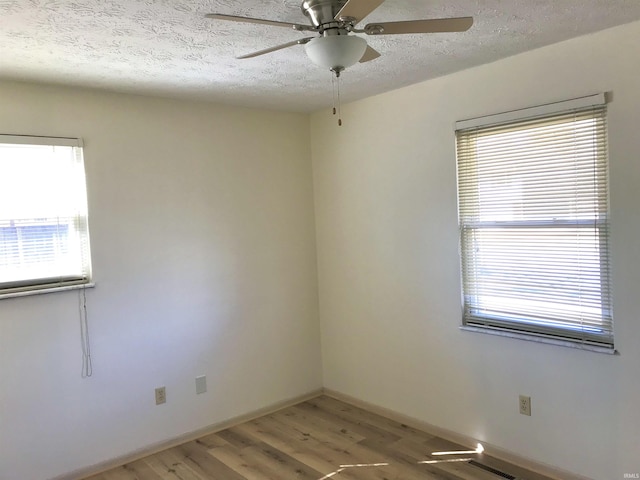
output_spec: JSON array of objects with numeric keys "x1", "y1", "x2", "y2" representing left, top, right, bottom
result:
[
  {"x1": 454, "y1": 94, "x2": 614, "y2": 352},
  {"x1": 0, "y1": 134, "x2": 93, "y2": 299}
]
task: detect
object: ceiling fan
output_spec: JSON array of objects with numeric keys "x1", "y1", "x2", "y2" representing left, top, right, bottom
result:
[{"x1": 205, "y1": 0, "x2": 473, "y2": 75}]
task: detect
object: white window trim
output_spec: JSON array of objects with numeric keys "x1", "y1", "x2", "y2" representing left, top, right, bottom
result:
[
  {"x1": 455, "y1": 94, "x2": 614, "y2": 352},
  {"x1": 0, "y1": 134, "x2": 92, "y2": 298}
]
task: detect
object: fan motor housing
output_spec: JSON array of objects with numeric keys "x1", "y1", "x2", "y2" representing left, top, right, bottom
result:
[{"x1": 301, "y1": 0, "x2": 349, "y2": 27}]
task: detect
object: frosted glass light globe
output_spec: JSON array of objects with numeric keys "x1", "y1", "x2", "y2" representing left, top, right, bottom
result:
[{"x1": 305, "y1": 35, "x2": 367, "y2": 71}]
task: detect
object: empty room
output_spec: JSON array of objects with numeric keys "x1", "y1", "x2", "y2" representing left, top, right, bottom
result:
[{"x1": 1, "y1": 1, "x2": 639, "y2": 480}]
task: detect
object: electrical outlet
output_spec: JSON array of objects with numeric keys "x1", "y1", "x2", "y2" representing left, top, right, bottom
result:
[
  {"x1": 155, "y1": 386, "x2": 166, "y2": 405},
  {"x1": 519, "y1": 395, "x2": 531, "y2": 416},
  {"x1": 195, "y1": 375, "x2": 207, "y2": 395}
]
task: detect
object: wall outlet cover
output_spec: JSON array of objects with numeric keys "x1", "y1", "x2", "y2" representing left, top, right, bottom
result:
[
  {"x1": 155, "y1": 386, "x2": 166, "y2": 405},
  {"x1": 519, "y1": 395, "x2": 531, "y2": 416},
  {"x1": 196, "y1": 375, "x2": 207, "y2": 395}
]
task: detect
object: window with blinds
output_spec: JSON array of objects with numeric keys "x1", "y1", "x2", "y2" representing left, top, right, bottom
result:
[
  {"x1": 455, "y1": 94, "x2": 613, "y2": 350},
  {"x1": 0, "y1": 135, "x2": 92, "y2": 296}
]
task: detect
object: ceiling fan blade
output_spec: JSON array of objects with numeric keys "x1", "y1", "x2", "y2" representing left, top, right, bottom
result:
[
  {"x1": 205, "y1": 13, "x2": 314, "y2": 32},
  {"x1": 359, "y1": 45, "x2": 381, "y2": 63},
  {"x1": 237, "y1": 37, "x2": 315, "y2": 59},
  {"x1": 364, "y1": 17, "x2": 473, "y2": 35},
  {"x1": 334, "y1": 0, "x2": 386, "y2": 23}
]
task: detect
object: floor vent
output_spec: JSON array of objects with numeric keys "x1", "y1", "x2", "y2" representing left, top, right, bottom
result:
[{"x1": 467, "y1": 460, "x2": 517, "y2": 479}]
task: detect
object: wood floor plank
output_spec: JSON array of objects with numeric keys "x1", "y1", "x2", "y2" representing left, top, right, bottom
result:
[
  {"x1": 214, "y1": 427, "x2": 261, "y2": 450},
  {"x1": 207, "y1": 444, "x2": 275, "y2": 480},
  {"x1": 121, "y1": 460, "x2": 167, "y2": 480},
  {"x1": 234, "y1": 415, "x2": 370, "y2": 480},
  {"x1": 193, "y1": 433, "x2": 232, "y2": 449},
  {"x1": 295, "y1": 401, "x2": 402, "y2": 448},
  {"x1": 310, "y1": 396, "x2": 438, "y2": 444},
  {"x1": 400, "y1": 434, "x2": 523, "y2": 480},
  {"x1": 85, "y1": 459, "x2": 166, "y2": 480},
  {"x1": 90, "y1": 471, "x2": 135, "y2": 480},
  {"x1": 273, "y1": 414, "x2": 393, "y2": 468},
  {"x1": 381, "y1": 436, "x2": 499, "y2": 480},
  {"x1": 176, "y1": 441, "x2": 249, "y2": 480},
  {"x1": 242, "y1": 415, "x2": 397, "y2": 480},
  {"x1": 143, "y1": 446, "x2": 209, "y2": 480},
  {"x1": 354, "y1": 436, "x2": 466, "y2": 480},
  {"x1": 83, "y1": 396, "x2": 556, "y2": 480},
  {"x1": 250, "y1": 414, "x2": 383, "y2": 472},
  {"x1": 242, "y1": 442, "x2": 324, "y2": 480},
  {"x1": 394, "y1": 435, "x2": 474, "y2": 460},
  {"x1": 278, "y1": 404, "x2": 367, "y2": 443},
  {"x1": 271, "y1": 407, "x2": 366, "y2": 447}
]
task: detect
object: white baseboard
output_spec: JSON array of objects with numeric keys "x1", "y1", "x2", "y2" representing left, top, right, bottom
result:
[
  {"x1": 51, "y1": 388, "x2": 323, "y2": 480},
  {"x1": 323, "y1": 388, "x2": 593, "y2": 480}
]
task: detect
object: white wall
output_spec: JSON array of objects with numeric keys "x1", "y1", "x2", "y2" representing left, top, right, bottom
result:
[
  {"x1": 311, "y1": 20, "x2": 640, "y2": 480},
  {"x1": 0, "y1": 82, "x2": 322, "y2": 480}
]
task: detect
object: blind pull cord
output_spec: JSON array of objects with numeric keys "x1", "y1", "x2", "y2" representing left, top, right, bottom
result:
[{"x1": 79, "y1": 286, "x2": 93, "y2": 377}]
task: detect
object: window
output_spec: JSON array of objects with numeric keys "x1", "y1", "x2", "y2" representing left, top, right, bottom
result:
[
  {"x1": 0, "y1": 135, "x2": 92, "y2": 296},
  {"x1": 455, "y1": 94, "x2": 613, "y2": 350}
]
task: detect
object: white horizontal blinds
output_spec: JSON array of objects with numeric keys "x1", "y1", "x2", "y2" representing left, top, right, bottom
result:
[
  {"x1": 0, "y1": 136, "x2": 91, "y2": 293},
  {"x1": 456, "y1": 103, "x2": 613, "y2": 347}
]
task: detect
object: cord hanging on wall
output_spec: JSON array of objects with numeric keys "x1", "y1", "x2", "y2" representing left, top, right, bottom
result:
[{"x1": 79, "y1": 286, "x2": 93, "y2": 378}]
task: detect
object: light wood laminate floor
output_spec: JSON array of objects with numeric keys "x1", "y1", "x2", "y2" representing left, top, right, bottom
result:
[{"x1": 84, "y1": 395, "x2": 554, "y2": 480}]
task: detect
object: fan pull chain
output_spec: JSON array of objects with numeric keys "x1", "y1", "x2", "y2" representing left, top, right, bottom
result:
[
  {"x1": 331, "y1": 69, "x2": 343, "y2": 126},
  {"x1": 336, "y1": 72, "x2": 342, "y2": 126},
  {"x1": 332, "y1": 72, "x2": 337, "y2": 117}
]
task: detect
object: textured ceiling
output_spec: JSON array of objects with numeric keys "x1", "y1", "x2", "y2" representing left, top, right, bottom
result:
[{"x1": 1, "y1": 0, "x2": 640, "y2": 112}]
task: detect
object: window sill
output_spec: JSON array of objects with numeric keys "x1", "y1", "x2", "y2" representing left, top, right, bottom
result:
[
  {"x1": 459, "y1": 325, "x2": 618, "y2": 355},
  {"x1": 0, "y1": 282, "x2": 95, "y2": 300}
]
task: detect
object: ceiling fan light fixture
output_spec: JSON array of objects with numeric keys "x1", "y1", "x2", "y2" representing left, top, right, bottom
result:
[{"x1": 304, "y1": 35, "x2": 367, "y2": 72}]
